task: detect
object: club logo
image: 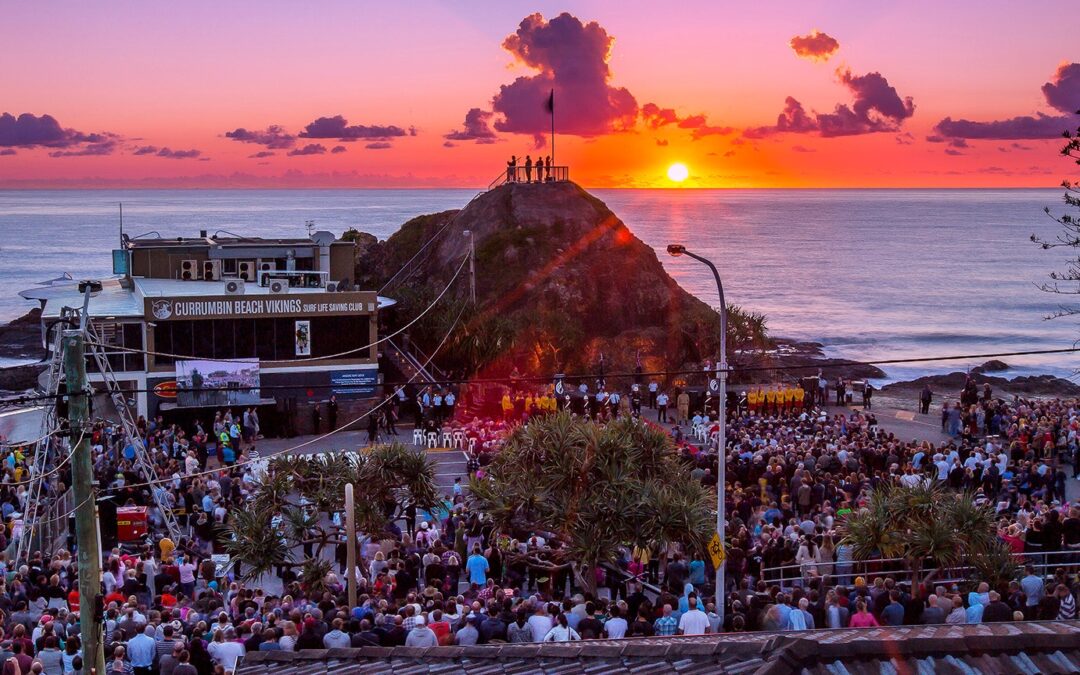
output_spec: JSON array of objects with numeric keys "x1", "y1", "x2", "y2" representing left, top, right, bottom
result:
[{"x1": 151, "y1": 299, "x2": 173, "y2": 320}]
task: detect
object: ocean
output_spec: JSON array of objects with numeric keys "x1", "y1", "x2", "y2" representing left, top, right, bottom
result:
[{"x1": 0, "y1": 188, "x2": 1076, "y2": 383}]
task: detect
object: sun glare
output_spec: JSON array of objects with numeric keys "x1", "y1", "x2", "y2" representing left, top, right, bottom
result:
[{"x1": 667, "y1": 162, "x2": 689, "y2": 183}]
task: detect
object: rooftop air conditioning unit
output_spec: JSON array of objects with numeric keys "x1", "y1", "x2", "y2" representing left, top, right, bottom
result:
[
  {"x1": 224, "y1": 279, "x2": 246, "y2": 295},
  {"x1": 237, "y1": 261, "x2": 257, "y2": 282},
  {"x1": 258, "y1": 261, "x2": 277, "y2": 286},
  {"x1": 202, "y1": 260, "x2": 222, "y2": 281},
  {"x1": 268, "y1": 279, "x2": 289, "y2": 294},
  {"x1": 180, "y1": 260, "x2": 200, "y2": 280}
]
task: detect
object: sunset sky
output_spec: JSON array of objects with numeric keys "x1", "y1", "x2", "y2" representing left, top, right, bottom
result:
[{"x1": 2, "y1": 1, "x2": 1078, "y2": 188}]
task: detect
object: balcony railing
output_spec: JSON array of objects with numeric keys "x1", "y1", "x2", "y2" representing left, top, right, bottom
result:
[
  {"x1": 496, "y1": 164, "x2": 570, "y2": 187},
  {"x1": 756, "y1": 549, "x2": 1080, "y2": 590}
]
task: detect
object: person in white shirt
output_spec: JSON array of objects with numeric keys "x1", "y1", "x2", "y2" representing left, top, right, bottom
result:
[
  {"x1": 603, "y1": 606, "x2": 628, "y2": 638},
  {"x1": 678, "y1": 593, "x2": 711, "y2": 635},
  {"x1": 207, "y1": 627, "x2": 246, "y2": 671},
  {"x1": 528, "y1": 604, "x2": 554, "y2": 642},
  {"x1": 543, "y1": 613, "x2": 580, "y2": 642}
]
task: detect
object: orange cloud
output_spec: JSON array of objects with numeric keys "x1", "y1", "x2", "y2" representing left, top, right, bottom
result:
[{"x1": 789, "y1": 30, "x2": 840, "y2": 61}]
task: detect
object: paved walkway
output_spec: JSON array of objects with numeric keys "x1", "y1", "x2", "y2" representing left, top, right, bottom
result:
[{"x1": 254, "y1": 429, "x2": 468, "y2": 494}]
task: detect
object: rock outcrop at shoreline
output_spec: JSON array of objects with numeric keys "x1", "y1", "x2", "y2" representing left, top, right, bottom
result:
[
  {"x1": 0, "y1": 308, "x2": 45, "y2": 394},
  {"x1": 0, "y1": 308, "x2": 43, "y2": 360},
  {"x1": 357, "y1": 181, "x2": 725, "y2": 378},
  {"x1": 881, "y1": 360, "x2": 1080, "y2": 398},
  {"x1": 354, "y1": 181, "x2": 883, "y2": 382}
]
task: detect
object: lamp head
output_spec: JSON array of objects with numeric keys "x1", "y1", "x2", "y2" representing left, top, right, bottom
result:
[
  {"x1": 666, "y1": 244, "x2": 686, "y2": 257},
  {"x1": 78, "y1": 280, "x2": 103, "y2": 295}
]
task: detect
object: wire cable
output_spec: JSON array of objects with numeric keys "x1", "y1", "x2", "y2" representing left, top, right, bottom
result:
[
  {"x1": 98, "y1": 299, "x2": 471, "y2": 494},
  {"x1": 14, "y1": 344, "x2": 1080, "y2": 401},
  {"x1": 84, "y1": 253, "x2": 470, "y2": 365}
]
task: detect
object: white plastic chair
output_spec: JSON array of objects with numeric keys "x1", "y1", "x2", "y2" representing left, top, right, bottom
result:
[
  {"x1": 442, "y1": 430, "x2": 453, "y2": 447},
  {"x1": 413, "y1": 429, "x2": 425, "y2": 446},
  {"x1": 468, "y1": 438, "x2": 477, "y2": 453},
  {"x1": 452, "y1": 431, "x2": 465, "y2": 449},
  {"x1": 426, "y1": 432, "x2": 439, "y2": 449}
]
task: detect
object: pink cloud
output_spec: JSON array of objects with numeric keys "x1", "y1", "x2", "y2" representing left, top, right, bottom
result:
[
  {"x1": 0, "y1": 112, "x2": 113, "y2": 149},
  {"x1": 489, "y1": 12, "x2": 638, "y2": 143},
  {"x1": 224, "y1": 125, "x2": 296, "y2": 149},
  {"x1": 132, "y1": 145, "x2": 203, "y2": 159},
  {"x1": 641, "y1": 104, "x2": 732, "y2": 140},
  {"x1": 444, "y1": 108, "x2": 498, "y2": 144},
  {"x1": 933, "y1": 62, "x2": 1079, "y2": 140},
  {"x1": 286, "y1": 143, "x2": 326, "y2": 156},
  {"x1": 746, "y1": 71, "x2": 914, "y2": 138}
]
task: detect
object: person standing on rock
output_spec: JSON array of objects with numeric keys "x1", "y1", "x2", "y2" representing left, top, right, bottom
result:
[
  {"x1": 507, "y1": 156, "x2": 517, "y2": 183},
  {"x1": 544, "y1": 155, "x2": 552, "y2": 181},
  {"x1": 920, "y1": 384, "x2": 933, "y2": 414},
  {"x1": 524, "y1": 156, "x2": 533, "y2": 183}
]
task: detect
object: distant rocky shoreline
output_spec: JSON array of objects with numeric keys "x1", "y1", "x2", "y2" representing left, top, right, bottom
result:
[{"x1": 0, "y1": 308, "x2": 45, "y2": 394}]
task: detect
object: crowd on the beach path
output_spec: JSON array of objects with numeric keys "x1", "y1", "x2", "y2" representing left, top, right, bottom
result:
[{"x1": 1, "y1": 369, "x2": 1080, "y2": 674}]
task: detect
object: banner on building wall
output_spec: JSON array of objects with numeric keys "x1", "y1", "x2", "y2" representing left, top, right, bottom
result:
[
  {"x1": 295, "y1": 320, "x2": 311, "y2": 356},
  {"x1": 175, "y1": 358, "x2": 261, "y2": 407},
  {"x1": 330, "y1": 369, "x2": 377, "y2": 397}
]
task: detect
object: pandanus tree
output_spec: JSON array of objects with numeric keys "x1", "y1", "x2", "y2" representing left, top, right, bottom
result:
[
  {"x1": 839, "y1": 480, "x2": 1014, "y2": 597},
  {"x1": 220, "y1": 442, "x2": 439, "y2": 583},
  {"x1": 467, "y1": 412, "x2": 713, "y2": 595}
]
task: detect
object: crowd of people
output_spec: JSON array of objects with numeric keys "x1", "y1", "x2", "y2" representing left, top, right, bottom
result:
[{"x1": 0, "y1": 370, "x2": 1078, "y2": 673}]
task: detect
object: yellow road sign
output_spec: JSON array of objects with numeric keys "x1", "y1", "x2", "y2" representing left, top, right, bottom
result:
[{"x1": 707, "y1": 532, "x2": 725, "y2": 569}]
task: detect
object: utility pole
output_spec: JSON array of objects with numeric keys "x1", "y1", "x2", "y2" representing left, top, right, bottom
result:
[
  {"x1": 345, "y1": 483, "x2": 357, "y2": 608},
  {"x1": 63, "y1": 328, "x2": 106, "y2": 675},
  {"x1": 463, "y1": 230, "x2": 476, "y2": 304}
]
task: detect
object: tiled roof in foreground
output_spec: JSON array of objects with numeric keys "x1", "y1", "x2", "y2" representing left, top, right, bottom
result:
[{"x1": 235, "y1": 621, "x2": 1080, "y2": 675}]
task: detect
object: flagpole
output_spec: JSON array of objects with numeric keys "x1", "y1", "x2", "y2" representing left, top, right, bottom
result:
[{"x1": 550, "y1": 88, "x2": 555, "y2": 168}]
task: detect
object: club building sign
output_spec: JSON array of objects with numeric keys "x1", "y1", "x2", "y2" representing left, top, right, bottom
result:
[{"x1": 146, "y1": 292, "x2": 377, "y2": 321}]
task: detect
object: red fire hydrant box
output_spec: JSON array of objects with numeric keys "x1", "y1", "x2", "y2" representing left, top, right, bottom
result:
[{"x1": 116, "y1": 506, "x2": 148, "y2": 542}]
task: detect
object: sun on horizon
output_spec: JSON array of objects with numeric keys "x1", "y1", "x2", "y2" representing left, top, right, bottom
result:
[{"x1": 667, "y1": 163, "x2": 689, "y2": 183}]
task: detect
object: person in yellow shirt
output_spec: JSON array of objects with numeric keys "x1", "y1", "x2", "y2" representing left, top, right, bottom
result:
[
  {"x1": 794, "y1": 385, "x2": 805, "y2": 411},
  {"x1": 765, "y1": 387, "x2": 777, "y2": 415},
  {"x1": 784, "y1": 385, "x2": 795, "y2": 414},
  {"x1": 501, "y1": 393, "x2": 513, "y2": 421}
]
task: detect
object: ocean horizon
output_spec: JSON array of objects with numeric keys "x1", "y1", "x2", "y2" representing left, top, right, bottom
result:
[{"x1": 1, "y1": 187, "x2": 1077, "y2": 384}]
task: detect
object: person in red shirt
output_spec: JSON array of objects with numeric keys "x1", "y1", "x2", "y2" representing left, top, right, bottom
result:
[
  {"x1": 67, "y1": 589, "x2": 80, "y2": 613},
  {"x1": 104, "y1": 588, "x2": 126, "y2": 606},
  {"x1": 160, "y1": 589, "x2": 178, "y2": 608}
]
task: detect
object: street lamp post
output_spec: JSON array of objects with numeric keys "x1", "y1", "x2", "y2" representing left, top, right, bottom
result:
[{"x1": 667, "y1": 244, "x2": 726, "y2": 626}]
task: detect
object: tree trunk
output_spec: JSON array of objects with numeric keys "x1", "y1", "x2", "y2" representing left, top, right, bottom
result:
[
  {"x1": 575, "y1": 562, "x2": 597, "y2": 597},
  {"x1": 910, "y1": 559, "x2": 923, "y2": 599}
]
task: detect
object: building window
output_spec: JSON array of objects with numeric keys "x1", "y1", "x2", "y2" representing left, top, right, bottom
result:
[{"x1": 153, "y1": 314, "x2": 374, "y2": 366}]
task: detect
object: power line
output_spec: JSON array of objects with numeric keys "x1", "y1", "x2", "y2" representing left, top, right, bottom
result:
[
  {"x1": 95, "y1": 299, "x2": 471, "y2": 494},
  {"x1": 8, "y1": 344, "x2": 1079, "y2": 405},
  {"x1": 83, "y1": 252, "x2": 471, "y2": 365}
]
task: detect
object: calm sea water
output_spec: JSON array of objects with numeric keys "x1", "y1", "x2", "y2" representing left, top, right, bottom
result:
[{"x1": 0, "y1": 188, "x2": 1076, "y2": 382}]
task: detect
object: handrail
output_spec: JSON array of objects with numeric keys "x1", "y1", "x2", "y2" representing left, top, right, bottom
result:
[
  {"x1": 755, "y1": 549, "x2": 1079, "y2": 588},
  {"x1": 408, "y1": 341, "x2": 447, "y2": 381},
  {"x1": 492, "y1": 165, "x2": 569, "y2": 188},
  {"x1": 386, "y1": 338, "x2": 439, "y2": 386}
]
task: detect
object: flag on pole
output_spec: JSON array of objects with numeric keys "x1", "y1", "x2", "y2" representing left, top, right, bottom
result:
[{"x1": 544, "y1": 89, "x2": 554, "y2": 114}]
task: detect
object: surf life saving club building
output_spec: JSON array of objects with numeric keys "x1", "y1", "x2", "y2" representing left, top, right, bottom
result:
[{"x1": 24, "y1": 230, "x2": 394, "y2": 424}]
